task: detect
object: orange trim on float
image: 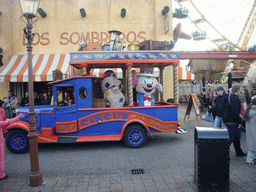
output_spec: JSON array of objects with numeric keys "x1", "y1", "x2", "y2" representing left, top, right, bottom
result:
[
  {"x1": 6, "y1": 121, "x2": 29, "y2": 132},
  {"x1": 76, "y1": 135, "x2": 122, "y2": 142},
  {"x1": 121, "y1": 119, "x2": 152, "y2": 138},
  {"x1": 38, "y1": 136, "x2": 59, "y2": 143},
  {"x1": 56, "y1": 120, "x2": 78, "y2": 133}
]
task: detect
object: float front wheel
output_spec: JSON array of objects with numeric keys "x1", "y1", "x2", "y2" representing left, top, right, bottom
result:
[{"x1": 6, "y1": 130, "x2": 29, "y2": 154}]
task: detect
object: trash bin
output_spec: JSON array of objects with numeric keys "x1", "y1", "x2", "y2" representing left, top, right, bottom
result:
[{"x1": 194, "y1": 127, "x2": 230, "y2": 192}]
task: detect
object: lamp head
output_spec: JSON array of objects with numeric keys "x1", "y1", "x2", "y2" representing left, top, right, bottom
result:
[{"x1": 19, "y1": 0, "x2": 40, "y2": 20}]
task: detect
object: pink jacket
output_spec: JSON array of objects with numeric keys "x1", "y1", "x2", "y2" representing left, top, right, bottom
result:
[
  {"x1": 0, "y1": 106, "x2": 22, "y2": 135},
  {"x1": 0, "y1": 107, "x2": 6, "y2": 122},
  {"x1": 0, "y1": 115, "x2": 22, "y2": 127}
]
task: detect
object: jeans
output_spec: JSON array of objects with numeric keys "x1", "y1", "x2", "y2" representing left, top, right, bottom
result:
[{"x1": 214, "y1": 116, "x2": 223, "y2": 127}]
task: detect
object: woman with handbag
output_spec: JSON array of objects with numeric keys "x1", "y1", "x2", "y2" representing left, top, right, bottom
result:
[{"x1": 243, "y1": 97, "x2": 256, "y2": 164}]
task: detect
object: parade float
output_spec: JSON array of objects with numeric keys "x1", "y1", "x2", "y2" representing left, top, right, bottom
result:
[{"x1": 4, "y1": 31, "x2": 186, "y2": 154}]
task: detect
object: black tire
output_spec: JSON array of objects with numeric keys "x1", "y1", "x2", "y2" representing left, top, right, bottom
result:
[
  {"x1": 123, "y1": 125, "x2": 148, "y2": 148},
  {"x1": 5, "y1": 130, "x2": 29, "y2": 154}
]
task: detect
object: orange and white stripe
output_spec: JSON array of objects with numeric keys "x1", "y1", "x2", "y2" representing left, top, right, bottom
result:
[
  {"x1": 178, "y1": 66, "x2": 195, "y2": 80},
  {"x1": 90, "y1": 66, "x2": 194, "y2": 80},
  {"x1": 0, "y1": 54, "x2": 72, "y2": 82}
]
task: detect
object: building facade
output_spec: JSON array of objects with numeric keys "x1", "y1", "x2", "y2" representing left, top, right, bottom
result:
[{"x1": 0, "y1": 0, "x2": 176, "y2": 101}]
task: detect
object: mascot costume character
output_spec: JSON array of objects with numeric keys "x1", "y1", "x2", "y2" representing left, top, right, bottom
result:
[
  {"x1": 132, "y1": 64, "x2": 162, "y2": 106},
  {"x1": 101, "y1": 70, "x2": 125, "y2": 107}
]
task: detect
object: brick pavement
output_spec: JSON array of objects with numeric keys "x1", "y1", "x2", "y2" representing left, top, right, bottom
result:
[{"x1": 0, "y1": 104, "x2": 255, "y2": 192}]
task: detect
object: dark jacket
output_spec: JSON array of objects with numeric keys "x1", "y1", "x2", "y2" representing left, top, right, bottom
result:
[
  {"x1": 40, "y1": 97, "x2": 50, "y2": 105},
  {"x1": 222, "y1": 93, "x2": 242, "y2": 125},
  {"x1": 215, "y1": 93, "x2": 228, "y2": 117},
  {"x1": 21, "y1": 97, "x2": 29, "y2": 106},
  {"x1": 246, "y1": 95, "x2": 251, "y2": 105}
]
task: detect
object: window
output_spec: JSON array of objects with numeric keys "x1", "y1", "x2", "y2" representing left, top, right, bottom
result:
[
  {"x1": 79, "y1": 87, "x2": 87, "y2": 100},
  {"x1": 57, "y1": 86, "x2": 75, "y2": 107}
]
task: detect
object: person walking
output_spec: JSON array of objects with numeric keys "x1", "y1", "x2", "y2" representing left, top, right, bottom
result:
[
  {"x1": 0, "y1": 99, "x2": 24, "y2": 180},
  {"x1": 243, "y1": 97, "x2": 256, "y2": 164},
  {"x1": 222, "y1": 85, "x2": 246, "y2": 156},
  {"x1": 239, "y1": 94, "x2": 248, "y2": 117},
  {"x1": 243, "y1": 88, "x2": 251, "y2": 105},
  {"x1": 213, "y1": 86, "x2": 228, "y2": 127},
  {"x1": 208, "y1": 89, "x2": 218, "y2": 121},
  {"x1": 238, "y1": 94, "x2": 248, "y2": 132}
]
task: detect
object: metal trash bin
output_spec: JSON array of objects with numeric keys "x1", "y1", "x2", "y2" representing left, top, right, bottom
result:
[{"x1": 194, "y1": 127, "x2": 230, "y2": 192}]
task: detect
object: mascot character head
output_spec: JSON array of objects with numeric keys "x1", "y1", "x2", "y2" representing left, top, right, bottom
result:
[
  {"x1": 132, "y1": 64, "x2": 162, "y2": 106},
  {"x1": 101, "y1": 70, "x2": 125, "y2": 107},
  {"x1": 101, "y1": 70, "x2": 123, "y2": 93}
]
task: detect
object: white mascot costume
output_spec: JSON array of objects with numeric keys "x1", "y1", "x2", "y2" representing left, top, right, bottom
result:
[
  {"x1": 101, "y1": 70, "x2": 125, "y2": 108},
  {"x1": 132, "y1": 64, "x2": 162, "y2": 106}
]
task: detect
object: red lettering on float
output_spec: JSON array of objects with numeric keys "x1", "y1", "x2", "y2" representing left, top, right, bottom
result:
[
  {"x1": 137, "y1": 31, "x2": 146, "y2": 43},
  {"x1": 100, "y1": 32, "x2": 109, "y2": 45},
  {"x1": 91, "y1": 32, "x2": 100, "y2": 43},
  {"x1": 60, "y1": 32, "x2": 69, "y2": 45},
  {"x1": 126, "y1": 31, "x2": 136, "y2": 44},
  {"x1": 70, "y1": 32, "x2": 80, "y2": 45},
  {"x1": 119, "y1": 32, "x2": 126, "y2": 44},
  {"x1": 40, "y1": 32, "x2": 50, "y2": 45},
  {"x1": 32, "y1": 33, "x2": 40, "y2": 45}
]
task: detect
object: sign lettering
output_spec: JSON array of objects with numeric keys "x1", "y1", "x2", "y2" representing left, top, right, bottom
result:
[{"x1": 23, "y1": 31, "x2": 146, "y2": 46}]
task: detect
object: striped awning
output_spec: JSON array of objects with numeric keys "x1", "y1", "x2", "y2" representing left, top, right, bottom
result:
[
  {"x1": 90, "y1": 66, "x2": 194, "y2": 80},
  {"x1": 0, "y1": 54, "x2": 72, "y2": 82},
  {"x1": 178, "y1": 66, "x2": 195, "y2": 80}
]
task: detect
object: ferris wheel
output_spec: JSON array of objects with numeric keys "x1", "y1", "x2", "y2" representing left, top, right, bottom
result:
[{"x1": 173, "y1": 0, "x2": 256, "y2": 83}]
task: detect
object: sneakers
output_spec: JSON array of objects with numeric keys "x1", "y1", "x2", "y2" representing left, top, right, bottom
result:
[
  {"x1": 0, "y1": 175, "x2": 8, "y2": 181},
  {"x1": 175, "y1": 127, "x2": 187, "y2": 134},
  {"x1": 246, "y1": 161, "x2": 255, "y2": 165}
]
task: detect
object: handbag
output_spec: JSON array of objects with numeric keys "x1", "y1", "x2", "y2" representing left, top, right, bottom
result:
[{"x1": 202, "y1": 111, "x2": 214, "y2": 122}]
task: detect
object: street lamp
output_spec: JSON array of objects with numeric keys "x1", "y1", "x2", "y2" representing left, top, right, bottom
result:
[{"x1": 19, "y1": 0, "x2": 42, "y2": 186}]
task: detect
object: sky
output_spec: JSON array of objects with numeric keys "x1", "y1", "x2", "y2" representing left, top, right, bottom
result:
[{"x1": 171, "y1": 0, "x2": 256, "y2": 57}]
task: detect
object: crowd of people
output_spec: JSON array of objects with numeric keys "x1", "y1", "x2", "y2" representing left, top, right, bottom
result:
[
  {"x1": 203, "y1": 85, "x2": 256, "y2": 164},
  {"x1": 2, "y1": 90, "x2": 51, "y2": 119},
  {"x1": 191, "y1": 79, "x2": 221, "y2": 85}
]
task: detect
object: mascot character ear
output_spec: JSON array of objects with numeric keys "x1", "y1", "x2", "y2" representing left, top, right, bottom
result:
[{"x1": 132, "y1": 70, "x2": 138, "y2": 87}]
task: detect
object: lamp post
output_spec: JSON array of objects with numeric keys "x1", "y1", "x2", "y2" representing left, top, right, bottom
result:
[{"x1": 19, "y1": 0, "x2": 42, "y2": 186}]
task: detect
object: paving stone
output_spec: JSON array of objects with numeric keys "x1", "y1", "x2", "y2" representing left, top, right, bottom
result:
[
  {"x1": 87, "y1": 185, "x2": 99, "y2": 192},
  {"x1": 98, "y1": 188, "x2": 112, "y2": 192},
  {"x1": 145, "y1": 185, "x2": 158, "y2": 192},
  {"x1": 63, "y1": 186, "x2": 77, "y2": 192}
]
